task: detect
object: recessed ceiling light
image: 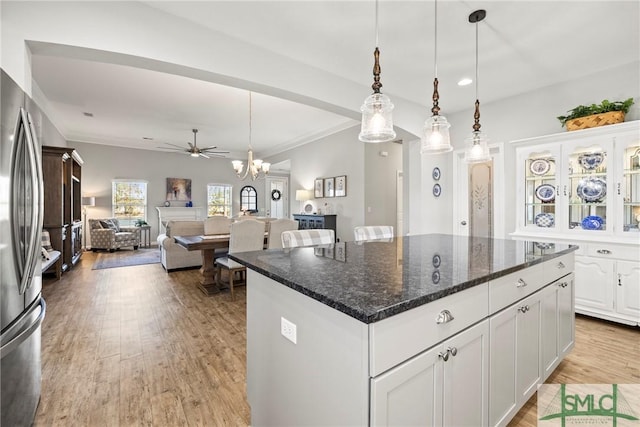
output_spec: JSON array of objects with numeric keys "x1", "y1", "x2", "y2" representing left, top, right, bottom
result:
[
  {"x1": 458, "y1": 78, "x2": 473, "y2": 86},
  {"x1": 142, "y1": 137, "x2": 154, "y2": 141},
  {"x1": 83, "y1": 112, "x2": 94, "y2": 117}
]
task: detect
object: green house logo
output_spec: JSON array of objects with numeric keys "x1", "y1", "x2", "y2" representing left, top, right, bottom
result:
[{"x1": 539, "y1": 384, "x2": 640, "y2": 426}]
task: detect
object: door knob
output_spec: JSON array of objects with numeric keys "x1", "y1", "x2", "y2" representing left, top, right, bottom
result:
[{"x1": 438, "y1": 350, "x2": 450, "y2": 361}]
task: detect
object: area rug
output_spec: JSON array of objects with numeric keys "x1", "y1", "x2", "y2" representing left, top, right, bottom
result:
[{"x1": 92, "y1": 248, "x2": 161, "y2": 270}]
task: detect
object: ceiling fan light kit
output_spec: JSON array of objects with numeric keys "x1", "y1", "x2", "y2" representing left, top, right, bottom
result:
[
  {"x1": 421, "y1": 0, "x2": 453, "y2": 155},
  {"x1": 358, "y1": 0, "x2": 396, "y2": 144},
  {"x1": 232, "y1": 92, "x2": 271, "y2": 181}
]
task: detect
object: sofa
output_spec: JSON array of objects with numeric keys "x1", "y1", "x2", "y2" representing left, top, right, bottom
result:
[
  {"x1": 157, "y1": 220, "x2": 205, "y2": 271},
  {"x1": 88, "y1": 218, "x2": 141, "y2": 252}
]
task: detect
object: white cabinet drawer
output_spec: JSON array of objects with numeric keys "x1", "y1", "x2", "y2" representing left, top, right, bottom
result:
[
  {"x1": 586, "y1": 243, "x2": 639, "y2": 261},
  {"x1": 369, "y1": 283, "x2": 488, "y2": 377},
  {"x1": 489, "y1": 254, "x2": 574, "y2": 314}
]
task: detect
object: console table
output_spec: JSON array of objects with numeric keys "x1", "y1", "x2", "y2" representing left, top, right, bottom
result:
[
  {"x1": 293, "y1": 214, "x2": 336, "y2": 240},
  {"x1": 156, "y1": 207, "x2": 205, "y2": 234}
]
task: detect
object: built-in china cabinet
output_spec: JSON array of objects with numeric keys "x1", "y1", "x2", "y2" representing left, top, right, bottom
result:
[{"x1": 511, "y1": 121, "x2": 639, "y2": 326}]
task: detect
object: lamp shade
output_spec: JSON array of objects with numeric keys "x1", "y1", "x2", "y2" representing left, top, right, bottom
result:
[
  {"x1": 82, "y1": 196, "x2": 95, "y2": 207},
  {"x1": 295, "y1": 190, "x2": 311, "y2": 201}
]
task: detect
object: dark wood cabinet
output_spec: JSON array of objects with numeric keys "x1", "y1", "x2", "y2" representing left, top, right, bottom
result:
[
  {"x1": 293, "y1": 214, "x2": 337, "y2": 241},
  {"x1": 42, "y1": 146, "x2": 83, "y2": 272}
]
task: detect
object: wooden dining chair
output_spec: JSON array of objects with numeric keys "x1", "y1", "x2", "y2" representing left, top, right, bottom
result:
[
  {"x1": 281, "y1": 229, "x2": 335, "y2": 249},
  {"x1": 215, "y1": 219, "x2": 265, "y2": 299},
  {"x1": 266, "y1": 219, "x2": 299, "y2": 249},
  {"x1": 353, "y1": 225, "x2": 394, "y2": 242}
]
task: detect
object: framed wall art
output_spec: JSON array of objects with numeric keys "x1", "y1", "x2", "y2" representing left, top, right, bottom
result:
[
  {"x1": 335, "y1": 175, "x2": 347, "y2": 197},
  {"x1": 324, "y1": 177, "x2": 335, "y2": 198},
  {"x1": 166, "y1": 177, "x2": 192, "y2": 201},
  {"x1": 314, "y1": 178, "x2": 324, "y2": 198}
]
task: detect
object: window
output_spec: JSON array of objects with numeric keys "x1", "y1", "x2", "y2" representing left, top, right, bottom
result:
[
  {"x1": 240, "y1": 185, "x2": 258, "y2": 213},
  {"x1": 207, "y1": 183, "x2": 232, "y2": 217},
  {"x1": 112, "y1": 180, "x2": 147, "y2": 226}
]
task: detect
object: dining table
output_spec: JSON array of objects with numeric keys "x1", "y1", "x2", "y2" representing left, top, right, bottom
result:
[{"x1": 174, "y1": 234, "x2": 230, "y2": 295}]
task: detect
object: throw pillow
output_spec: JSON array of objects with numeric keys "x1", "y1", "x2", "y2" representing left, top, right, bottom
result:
[
  {"x1": 100, "y1": 219, "x2": 118, "y2": 231},
  {"x1": 41, "y1": 230, "x2": 53, "y2": 251}
]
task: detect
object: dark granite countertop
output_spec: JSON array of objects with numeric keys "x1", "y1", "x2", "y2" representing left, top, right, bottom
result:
[{"x1": 229, "y1": 233, "x2": 577, "y2": 324}]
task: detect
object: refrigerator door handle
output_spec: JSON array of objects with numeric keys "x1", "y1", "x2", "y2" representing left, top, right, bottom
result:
[
  {"x1": 0, "y1": 299, "x2": 46, "y2": 359},
  {"x1": 22, "y1": 110, "x2": 44, "y2": 293}
]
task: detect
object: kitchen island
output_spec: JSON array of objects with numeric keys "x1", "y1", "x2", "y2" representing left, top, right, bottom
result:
[{"x1": 230, "y1": 234, "x2": 577, "y2": 426}]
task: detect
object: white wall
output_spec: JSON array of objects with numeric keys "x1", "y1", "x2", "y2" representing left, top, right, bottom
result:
[
  {"x1": 364, "y1": 140, "x2": 402, "y2": 228},
  {"x1": 408, "y1": 61, "x2": 640, "y2": 238},
  {"x1": 266, "y1": 126, "x2": 365, "y2": 242}
]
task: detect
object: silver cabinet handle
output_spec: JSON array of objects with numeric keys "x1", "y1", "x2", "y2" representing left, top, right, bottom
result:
[
  {"x1": 460, "y1": 221, "x2": 467, "y2": 226},
  {"x1": 516, "y1": 279, "x2": 527, "y2": 288},
  {"x1": 563, "y1": 185, "x2": 568, "y2": 197},
  {"x1": 518, "y1": 305, "x2": 530, "y2": 313},
  {"x1": 557, "y1": 261, "x2": 565, "y2": 269},
  {"x1": 436, "y1": 310, "x2": 454, "y2": 324},
  {"x1": 618, "y1": 274, "x2": 622, "y2": 286},
  {"x1": 596, "y1": 249, "x2": 612, "y2": 255},
  {"x1": 447, "y1": 346, "x2": 458, "y2": 357},
  {"x1": 438, "y1": 350, "x2": 450, "y2": 361},
  {"x1": 617, "y1": 182, "x2": 621, "y2": 195},
  {"x1": 558, "y1": 282, "x2": 568, "y2": 288}
]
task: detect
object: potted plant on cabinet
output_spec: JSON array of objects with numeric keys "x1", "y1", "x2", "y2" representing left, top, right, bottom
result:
[{"x1": 557, "y1": 98, "x2": 634, "y2": 131}]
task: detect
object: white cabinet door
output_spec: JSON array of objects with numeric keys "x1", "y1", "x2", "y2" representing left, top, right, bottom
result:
[
  {"x1": 575, "y1": 255, "x2": 615, "y2": 312},
  {"x1": 489, "y1": 292, "x2": 541, "y2": 427},
  {"x1": 370, "y1": 344, "x2": 442, "y2": 426},
  {"x1": 371, "y1": 320, "x2": 489, "y2": 427},
  {"x1": 442, "y1": 321, "x2": 489, "y2": 427},
  {"x1": 540, "y1": 274, "x2": 575, "y2": 380},
  {"x1": 616, "y1": 260, "x2": 640, "y2": 323}
]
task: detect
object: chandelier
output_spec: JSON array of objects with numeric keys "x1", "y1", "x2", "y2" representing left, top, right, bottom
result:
[
  {"x1": 232, "y1": 92, "x2": 271, "y2": 180},
  {"x1": 421, "y1": 0, "x2": 453, "y2": 155},
  {"x1": 358, "y1": 0, "x2": 396, "y2": 143}
]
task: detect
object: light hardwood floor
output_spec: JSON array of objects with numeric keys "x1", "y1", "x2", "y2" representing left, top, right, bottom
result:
[{"x1": 35, "y1": 252, "x2": 639, "y2": 426}]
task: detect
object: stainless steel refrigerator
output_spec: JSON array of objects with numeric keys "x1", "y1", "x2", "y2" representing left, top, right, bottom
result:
[{"x1": 1, "y1": 70, "x2": 46, "y2": 426}]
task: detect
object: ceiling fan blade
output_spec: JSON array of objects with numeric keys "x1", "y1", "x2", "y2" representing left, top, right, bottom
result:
[
  {"x1": 157, "y1": 146, "x2": 184, "y2": 151},
  {"x1": 199, "y1": 145, "x2": 218, "y2": 151},
  {"x1": 164, "y1": 142, "x2": 188, "y2": 149},
  {"x1": 201, "y1": 148, "x2": 230, "y2": 154},
  {"x1": 188, "y1": 142, "x2": 194, "y2": 149},
  {"x1": 199, "y1": 153, "x2": 210, "y2": 159}
]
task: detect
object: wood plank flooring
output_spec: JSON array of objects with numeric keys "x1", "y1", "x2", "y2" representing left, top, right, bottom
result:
[{"x1": 35, "y1": 252, "x2": 639, "y2": 426}]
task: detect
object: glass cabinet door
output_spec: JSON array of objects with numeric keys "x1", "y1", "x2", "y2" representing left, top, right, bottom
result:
[
  {"x1": 621, "y1": 143, "x2": 640, "y2": 234},
  {"x1": 522, "y1": 148, "x2": 559, "y2": 231},
  {"x1": 565, "y1": 140, "x2": 612, "y2": 233}
]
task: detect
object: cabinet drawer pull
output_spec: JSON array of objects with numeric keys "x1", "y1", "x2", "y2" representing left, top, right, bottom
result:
[
  {"x1": 557, "y1": 261, "x2": 565, "y2": 269},
  {"x1": 558, "y1": 282, "x2": 568, "y2": 288},
  {"x1": 516, "y1": 279, "x2": 527, "y2": 288},
  {"x1": 518, "y1": 305, "x2": 530, "y2": 313},
  {"x1": 436, "y1": 310, "x2": 454, "y2": 324},
  {"x1": 596, "y1": 249, "x2": 612, "y2": 255},
  {"x1": 438, "y1": 350, "x2": 450, "y2": 361},
  {"x1": 447, "y1": 346, "x2": 458, "y2": 357}
]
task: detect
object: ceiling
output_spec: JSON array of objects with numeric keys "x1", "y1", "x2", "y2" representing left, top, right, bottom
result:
[{"x1": 29, "y1": 1, "x2": 639, "y2": 160}]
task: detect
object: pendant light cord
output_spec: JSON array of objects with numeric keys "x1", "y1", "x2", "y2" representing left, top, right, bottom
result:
[
  {"x1": 248, "y1": 92, "x2": 252, "y2": 149},
  {"x1": 434, "y1": 0, "x2": 438, "y2": 77},
  {"x1": 475, "y1": 21, "x2": 479, "y2": 102},
  {"x1": 375, "y1": 0, "x2": 379, "y2": 48}
]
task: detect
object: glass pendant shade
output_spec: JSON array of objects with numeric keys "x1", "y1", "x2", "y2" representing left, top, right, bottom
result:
[
  {"x1": 465, "y1": 130, "x2": 491, "y2": 163},
  {"x1": 359, "y1": 93, "x2": 396, "y2": 143},
  {"x1": 421, "y1": 114, "x2": 452, "y2": 154}
]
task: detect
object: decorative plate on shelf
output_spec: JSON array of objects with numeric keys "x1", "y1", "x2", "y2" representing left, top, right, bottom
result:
[
  {"x1": 576, "y1": 177, "x2": 607, "y2": 202},
  {"x1": 529, "y1": 159, "x2": 550, "y2": 176},
  {"x1": 581, "y1": 215, "x2": 604, "y2": 230},
  {"x1": 535, "y1": 184, "x2": 555, "y2": 202},
  {"x1": 534, "y1": 212, "x2": 555, "y2": 228},
  {"x1": 304, "y1": 203, "x2": 313, "y2": 213},
  {"x1": 578, "y1": 152, "x2": 604, "y2": 170},
  {"x1": 534, "y1": 242, "x2": 555, "y2": 250}
]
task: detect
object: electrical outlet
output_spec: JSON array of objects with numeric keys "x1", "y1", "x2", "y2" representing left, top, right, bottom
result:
[{"x1": 281, "y1": 317, "x2": 297, "y2": 344}]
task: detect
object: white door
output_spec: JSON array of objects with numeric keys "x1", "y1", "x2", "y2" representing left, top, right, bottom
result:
[
  {"x1": 265, "y1": 176, "x2": 288, "y2": 219},
  {"x1": 453, "y1": 144, "x2": 505, "y2": 238},
  {"x1": 575, "y1": 256, "x2": 615, "y2": 312},
  {"x1": 616, "y1": 260, "x2": 640, "y2": 321}
]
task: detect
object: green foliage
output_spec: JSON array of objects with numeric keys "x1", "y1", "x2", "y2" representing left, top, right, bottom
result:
[{"x1": 557, "y1": 98, "x2": 634, "y2": 127}]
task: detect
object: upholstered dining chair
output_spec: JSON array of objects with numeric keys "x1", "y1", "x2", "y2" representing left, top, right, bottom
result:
[
  {"x1": 281, "y1": 229, "x2": 335, "y2": 249},
  {"x1": 266, "y1": 219, "x2": 299, "y2": 249},
  {"x1": 204, "y1": 215, "x2": 233, "y2": 261},
  {"x1": 353, "y1": 225, "x2": 394, "y2": 242},
  {"x1": 215, "y1": 219, "x2": 265, "y2": 300}
]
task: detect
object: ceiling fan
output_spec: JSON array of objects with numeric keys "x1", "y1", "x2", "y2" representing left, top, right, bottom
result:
[{"x1": 160, "y1": 129, "x2": 229, "y2": 158}]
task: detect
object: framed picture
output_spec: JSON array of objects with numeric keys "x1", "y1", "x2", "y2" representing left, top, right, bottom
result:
[
  {"x1": 166, "y1": 177, "x2": 192, "y2": 201},
  {"x1": 314, "y1": 178, "x2": 324, "y2": 198},
  {"x1": 335, "y1": 175, "x2": 347, "y2": 197},
  {"x1": 324, "y1": 177, "x2": 335, "y2": 198}
]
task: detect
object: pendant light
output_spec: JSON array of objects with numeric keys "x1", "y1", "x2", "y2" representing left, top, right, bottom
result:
[
  {"x1": 464, "y1": 9, "x2": 491, "y2": 164},
  {"x1": 232, "y1": 92, "x2": 270, "y2": 181},
  {"x1": 358, "y1": 0, "x2": 396, "y2": 143},
  {"x1": 421, "y1": 0, "x2": 452, "y2": 154}
]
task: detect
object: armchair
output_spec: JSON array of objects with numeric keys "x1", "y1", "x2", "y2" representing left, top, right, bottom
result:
[{"x1": 89, "y1": 218, "x2": 141, "y2": 252}]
